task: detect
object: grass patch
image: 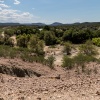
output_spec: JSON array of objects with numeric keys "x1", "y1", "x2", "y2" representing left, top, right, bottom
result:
[
  {"x1": 62, "y1": 53, "x2": 98, "y2": 74},
  {"x1": 0, "y1": 45, "x2": 45, "y2": 64}
]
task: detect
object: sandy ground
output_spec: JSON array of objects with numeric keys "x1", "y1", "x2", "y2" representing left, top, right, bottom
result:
[
  {"x1": 44, "y1": 45, "x2": 79, "y2": 66},
  {"x1": 0, "y1": 58, "x2": 100, "y2": 100}
]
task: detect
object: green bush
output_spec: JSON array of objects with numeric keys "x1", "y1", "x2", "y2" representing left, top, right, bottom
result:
[
  {"x1": 73, "y1": 53, "x2": 97, "y2": 65},
  {"x1": 17, "y1": 34, "x2": 30, "y2": 48},
  {"x1": 46, "y1": 55, "x2": 55, "y2": 69},
  {"x1": 62, "y1": 53, "x2": 98, "y2": 72},
  {"x1": 63, "y1": 42, "x2": 73, "y2": 55},
  {"x1": 62, "y1": 56, "x2": 74, "y2": 70},
  {"x1": 29, "y1": 35, "x2": 45, "y2": 55},
  {"x1": 92, "y1": 38, "x2": 100, "y2": 47},
  {"x1": 79, "y1": 40, "x2": 97, "y2": 56}
]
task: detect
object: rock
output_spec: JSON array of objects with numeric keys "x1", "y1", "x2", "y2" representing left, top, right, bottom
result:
[
  {"x1": 96, "y1": 91, "x2": 100, "y2": 95},
  {"x1": 0, "y1": 98, "x2": 4, "y2": 100},
  {"x1": 18, "y1": 97, "x2": 25, "y2": 100},
  {"x1": 37, "y1": 97, "x2": 41, "y2": 100},
  {"x1": 55, "y1": 74, "x2": 60, "y2": 79}
]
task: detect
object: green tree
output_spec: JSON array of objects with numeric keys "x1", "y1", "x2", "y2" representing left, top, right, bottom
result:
[
  {"x1": 28, "y1": 35, "x2": 38, "y2": 51},
  {"x1": 17, "y1": 34, "x2": 30, "y2": 47},
  {"x1": 44, "y1": 31, "x2": 56, "y2": 45},
  {"x1": 35, "y1": 40, "x2": 45, "y2": 55},
  {"x1": 43, "y1": 25, "x2": 50, "y2": 31},
  {"x1": 29, "y1": 35, "x2": 45, "y2": 55}
]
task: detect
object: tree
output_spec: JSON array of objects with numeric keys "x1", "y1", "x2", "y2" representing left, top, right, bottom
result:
[
  {"x1": 44, "y1": 31, "x2": 56, "y2": 45},
  {"x1": 28, "y1": 35, "x2": 38, "y2": 51},
  {"x1": 35, "y1": 40, "x2": 45, "y2": 55},
  {"x1": 43, "y1": 25, "x2": 50, "y2": 31},
  {"x1": 17, "y1": 34, "x2": 30, "y2": 47},
  {"x1": 29, "y1": 35, "x2": 45, "y2": 55},
  {"x1": 62, "y1": 29, "x2": 73, "y2": 42},
  {"x1": 4, "y1": 29, "x2": 15, "y2": 37}
]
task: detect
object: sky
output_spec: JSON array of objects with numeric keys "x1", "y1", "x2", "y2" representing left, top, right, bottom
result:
[{"x1": 0, "y1": 0, "x2": 100, "y2": 24}]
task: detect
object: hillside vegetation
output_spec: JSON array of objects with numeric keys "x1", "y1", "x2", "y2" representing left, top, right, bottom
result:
[{"x1": 0, "y1": 24, "x2": 100, "y2": 67}]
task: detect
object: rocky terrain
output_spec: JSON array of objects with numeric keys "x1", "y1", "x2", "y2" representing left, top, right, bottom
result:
[{"x1": 0, "y1": 58, "x2": 100, "y2": 100}]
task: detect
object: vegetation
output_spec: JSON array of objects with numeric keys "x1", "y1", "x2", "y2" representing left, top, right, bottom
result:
[
  {"x1": 62, "y1": 56, "x2": 74, "y2": 70},
  {"x1": 62, "y1": 53, "x2": 98, "y2": 74},
  {"x1": 46, "y1": 55, "x2": 55, "y2": 69},
  {"x1": 63, "y1": 42, "x2": 73, "y2": 55},
  {"x1": 92, "y1": 37, "x2": 100, "y2": 47},
  {"x1": 79, "y1": 40, "x2": 98, "y2": 56},
  {"x1": 0, "y1": 23, "x2": 100, "y2": 70}
]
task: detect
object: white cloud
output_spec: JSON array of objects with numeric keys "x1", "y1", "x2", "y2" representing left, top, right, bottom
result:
[
  {"x1": 0, "y1": 4, "x2": 10, "y2": 8},
  {"x1": 0, "y1": 0, "x2": 4, "y2": 3},
  {"x1": 14, "y1": 0, "x2": 20, "y2": 5},
  {"x1": 0, "y1": 8, "x2": 40, "y2": 23},
  {"x1": 0, "y1": 0, "x2": 40, "y2": 23},
  {"x1": 0, "y1": 7, "x2": 2, "y2": 10}
]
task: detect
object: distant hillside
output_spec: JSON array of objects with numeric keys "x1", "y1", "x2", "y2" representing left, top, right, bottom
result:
[
  {"x1": 31, "y1": 23, "x2": 46, "y2": 26},
  {"x1": 0, "y1": 23, "x2": 20, "y2": 26},
  {"x1": 50, "y1": 22, "x2": 63, "y2": 26},
  {"x1": 0, "y1": 22, "x2": 100, "y2": 27}
]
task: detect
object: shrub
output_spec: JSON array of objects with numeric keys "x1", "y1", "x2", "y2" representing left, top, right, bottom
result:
[
  {"x1": 73, "y1": 53, "x2": 97, "y2": 66},
  {"x1": 79, "y1": 40, "x2": 97, "y2": 56},
  {"x1": 63, "y1": 42, "x2": 73, "y2": 55},
  {"x1": 17, "y1": 34, "x2": 30, "y2": 48},
  {"x1": 46, "y1": 55, "x2": 55, "y2": 69},
  {"x1": 62, "y1": 56, "x2": 74, "y2": 70},
  {"x1": 92, "y1": 38, "x2": 100, "y2": 47},
  {"x1": 29, "y1": 35, "x2": 45, "y2": 55},
  {"x1": 44, "y1": 31, "x2": 57, "y2": 45}
]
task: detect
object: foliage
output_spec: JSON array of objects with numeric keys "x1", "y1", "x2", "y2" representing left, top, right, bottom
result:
[
  {"x1": 62, "y1": 53, "x2": 97, "y2": 71},
  {"x1": 46, "y1": 55, "x2": 55, "y2": 69},
  {"x1": 28, "y1": 35, "x2": 45, "y2": 55},
  {"x1": 28, "y1": 35, "x2": 39, "y2": 51},
  {"x1": 63, "y1": 42, "x2": 72, "y2": 55},
  {"x1": 17, "y1": 34, "x2": 30, "y2": 47},
  {"x1": 63, "y1": 29, "x2": 93, "y2": 43},
  {"x1": 79, "y1": 40, "x2": 97, "y2": 56},
  {"x1": 0, "y1": 45, "x2": 18, "y2": 58},
  {"x1": 44, "y1": 31, "x2": 57, "y2": 45},
  {"x1": 73, "y1": 53, "x2": 97, "y2": 65},
  {"x1": 92, "y1": 38, "x2": 100, "y2": 47},
  {"x1": 43, "y1": 25, "x2": 50, "y2": 31},
  {"x1": 4, "y1": 29, "x2": 15, "y2": 37},
  {"x1": 0, "y1": 34, "x2": 4, "y2": 45},
  {"x1": 15, "y1": 26, "x2": 35, "y2": 35},
  {"x1": 62, "y1": 56, "x2": 74, "y2": 70},
  {"x1": 6, "y1": 38, "x2": 14, "y2": 46},
  {"x1": 35, "y1": 40, "x2": 45, "y2": 55},
  {"x1": 0, "y1": 45, "x2": 45, "y2": 63}
]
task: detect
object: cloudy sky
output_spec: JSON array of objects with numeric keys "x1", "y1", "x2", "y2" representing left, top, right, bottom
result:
[{"x1": 0, "y1": 0, "x2": 100, "y2": 24}]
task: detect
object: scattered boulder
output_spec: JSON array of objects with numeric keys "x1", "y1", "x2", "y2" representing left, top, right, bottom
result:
[
  {"x1": 96, "y1": 91, "x2": 100, "y2": 95},
  {"x1": 0, "y1": 98, "x2": 4, "y2": 100}
]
